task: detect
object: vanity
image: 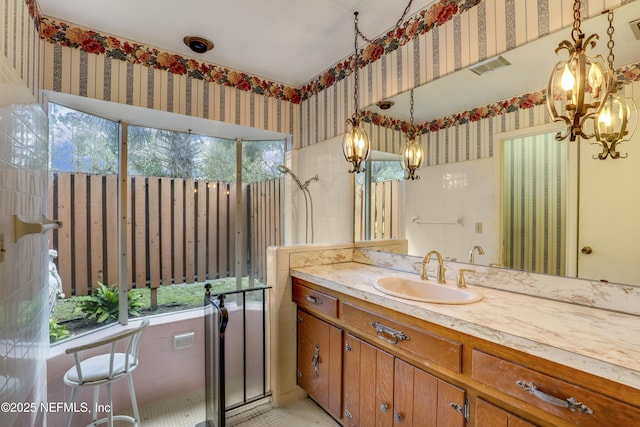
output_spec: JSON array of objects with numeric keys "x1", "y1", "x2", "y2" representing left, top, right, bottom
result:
[{"x1": 289, "y1": 261, "x2": 640, "y2": 427}]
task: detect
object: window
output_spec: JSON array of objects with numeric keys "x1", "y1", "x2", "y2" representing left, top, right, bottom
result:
[
  {"x1": 48, "y1": 103, "x2": 284, "y2": 341},
  {"x1": 354, "y1": 158, "x2": 404, "y2": 241}
]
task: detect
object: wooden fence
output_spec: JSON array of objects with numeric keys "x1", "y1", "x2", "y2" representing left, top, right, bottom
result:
[
  {"x1": 354, "y1": 180, "x2": 401, "y2": 242},
  {"x1": 48, "y1": 172, "x2": 283, "y2": 297}
]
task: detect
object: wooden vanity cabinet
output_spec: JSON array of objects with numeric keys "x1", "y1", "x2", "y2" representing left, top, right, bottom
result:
[
  {"x1": 343, "y1": 333, "x2": 466, "y2": 427},
  {"x1": 292, "y1": 277, "x2": 640, "y2": 427}
]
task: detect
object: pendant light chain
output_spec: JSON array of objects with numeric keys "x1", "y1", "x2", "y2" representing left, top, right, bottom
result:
[
  {"x1": 410, "y1": 89, "x2": 415, "y2": 127},
  {"x1": 571, "y1": 0, "x2": 582, "y2": 41},
  {"x1": 355, "y1": 0, "x2": 414, "y2": 43},
  {"x1": 353, "y1": 12, "x2": 360, "y2": 118},
  {"x1": 606, "y1": 10, "x2": 615, "y2": 70}
]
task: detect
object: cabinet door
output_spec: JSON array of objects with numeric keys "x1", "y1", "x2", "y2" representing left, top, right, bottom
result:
[
  {"x1": 343, "y1": 334, "x2": 394, "y2": 427},
  {"x1": 394, "y1": 359, "x2": 466, "y2": 427},
  {"x1": 476, "y1": 399, "x2": 537, "y2": 427},
  {"x1": 296, "y1": 309, "x2": 342, "y2": 418}
]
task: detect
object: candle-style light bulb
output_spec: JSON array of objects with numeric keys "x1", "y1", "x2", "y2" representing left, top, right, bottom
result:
[
  {"x1": 560, "y1": 64, "x2": 575, "y2": 92},
  {"x1": 588, "y1": 63, "x2": 603, "y2": 98}
]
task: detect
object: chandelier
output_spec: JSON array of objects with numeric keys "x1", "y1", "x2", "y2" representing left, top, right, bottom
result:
[
  {"x1": 401, "y1": 89, "x2": 424, "y2": 180},
  {"x1": 546, "y1": 0, "x2": 611, "y2": 142},
  {"x1": 593, "y1": 10, "x2": 637, "y2": 159}
]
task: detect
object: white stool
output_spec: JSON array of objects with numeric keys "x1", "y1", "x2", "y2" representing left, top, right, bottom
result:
[{"x1": 63, "y1": 318, "x2": 149, "y2": 427}]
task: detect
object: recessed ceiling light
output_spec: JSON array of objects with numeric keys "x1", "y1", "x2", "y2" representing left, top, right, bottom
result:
[
  {"x1": 183, "y1": 36, "x2": 214, "y2": 54},
  {"x1": 376, "y1": 100, "x2": 394, "y2": 110}
]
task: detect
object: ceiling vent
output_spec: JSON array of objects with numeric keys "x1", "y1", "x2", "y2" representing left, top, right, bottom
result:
[
  {"x1": 468, "y1": 55, "x2": 511, "y2": 76},
  {"x1": 630, "y1": 18, "x2": 640, "y2": 40}
]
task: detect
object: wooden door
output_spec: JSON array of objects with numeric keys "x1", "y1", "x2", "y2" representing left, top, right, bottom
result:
[
  {"x1": 393, "y1": 359, "x2": 465, "y2": 427},
  {"x1": 343, "y1": 334, "x2": 394, "y2": 427},
  {"x1": 296, "y1": 309, "x2": 342, "y2": 417}
]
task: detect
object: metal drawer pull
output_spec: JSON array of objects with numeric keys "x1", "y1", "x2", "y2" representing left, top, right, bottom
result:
[
  {"x1": 371, "y1": 321, "x2": 409, "y2": 345},
  {"x1": 305, "y1": 294, "x2": 323, "y2": 304},
  {"x1": 516, "y1": 381, "x2": 594, "y2": 415},
  {"x1": 311, "y1": 344, "x2": 320, "y2": 378},
  {"x1": 380, "y1": 403, "x2": 389, "y2": 413}
]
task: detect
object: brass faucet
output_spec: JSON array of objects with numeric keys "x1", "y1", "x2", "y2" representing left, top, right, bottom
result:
[
  {"x1": 421, "y1": 250, "x2": 446, "y2": 284},
  {"x1": 468, "y1": 245, "x2": 485, "y2": 264}
]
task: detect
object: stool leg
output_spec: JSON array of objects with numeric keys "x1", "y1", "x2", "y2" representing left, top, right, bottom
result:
[
  {"x1": 92, "y1": 385, "x2": 100, "y2": 424},
  {"x1": 106, "y1": 382, "x2": 114, "y2": 427},
  {"x1": 127, "y1": 375, "x2": 140, "y2": 425},
  {"x1": 66, "y1": 387, "x2": 77, "y2": 427}
]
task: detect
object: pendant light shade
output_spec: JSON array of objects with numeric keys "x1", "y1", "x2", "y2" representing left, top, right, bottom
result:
[
  {"x1": 343, "y1": 118, "x2": 370, "y2": 173},
  {"x1": 343, "y1": 12, "x2": 370, "y2": 173},
  {"x1": 592, "y1": 10, "x2": 638, "y2": 159},
  {"x1": 401, "y1": 136, "x2": 423, "y2": 180},
  {"x1": 401, "y1": 89, "x2": 423, "y2": 180}
]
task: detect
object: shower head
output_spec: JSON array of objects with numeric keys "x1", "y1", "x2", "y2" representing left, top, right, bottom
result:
[
  {"x1": 277, "y1": 164, "x2": 291, "y2": 174},
  {"x1": 277, "y1": 164, "x2": 304, "y2": 189}
]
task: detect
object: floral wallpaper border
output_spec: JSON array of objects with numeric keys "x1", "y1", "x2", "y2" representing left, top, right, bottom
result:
[
  {"x1": 32, "y1": 0, "x2": 477, "y2": 105},
  {"x1": 23, "y1": 0, "x2": 640, "y2": 135},
  {"x1": 362, "y1": 62, "x2": 640, "y2": 135},
  {"x1": 299, "y1": 0, "x2": 481, "y2": 101}
]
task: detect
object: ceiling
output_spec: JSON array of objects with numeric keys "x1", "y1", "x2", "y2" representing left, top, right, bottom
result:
[
  {"x1": 37, "y1": 0, "x2": 426, "y2": 88},
  {"x1": 38, "y1": 0, "x2": 640, "y2": 134}
]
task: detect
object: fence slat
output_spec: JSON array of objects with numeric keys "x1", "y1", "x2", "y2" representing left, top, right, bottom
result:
[
  {"x1": 208, "y1": 182, "x2": 219, "y2": 279},
  {"x1": 74, "y1": 173, "x2": 89, "y2": 296},
  {"x1": 241, "y1": 184, "x2": 248, "y2": 276},
  {"x1": 228, "y1": 183, "x2": 236, "y2": 277},
  {"x1": 173, "y1": 179, "x2": 184, "y2": 284},
  {"x1": 184, "y1": 179, "x2": 195, "y2": 284},
  {"x1": 55, "y1": 173, "x2": 73, "y2": 297},
  {"x1": 196, "y1": 181, "x2": 207, "y2": 282},
  {"x1": 127, "y1": 177, "x2": 134, "y2": 288},
  {"x1": 218, "y1": 184, "x2": 229, "y2": 277},
  {"x1": 89, "y1": 175, "x2": 104, "y2": 288},
  {"x1": 134, "y1": 177, "x2": 147, "y2": 288},
  {"x1": 105, "y1": 175, "x2": 118, "y2": 286},
  {"x1": 147, "y1": 177, "x2": 161, "y2": 288},
  {"x1": 160, "y1": 177, "x2": 172, "y2": 286}
]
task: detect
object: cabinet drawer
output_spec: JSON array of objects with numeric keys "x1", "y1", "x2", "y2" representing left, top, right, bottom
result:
[
  {"x1": 472, "y1": 350, "x2": 640, "y2": 426},
  {"x1": 293, "y1": 280, "x2": 338, "y2": 319},
  {"x1": 341, "y1": 301, "x2": 462, "y2": 373}
]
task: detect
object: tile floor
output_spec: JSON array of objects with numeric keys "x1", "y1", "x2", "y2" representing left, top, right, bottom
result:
[{"x1": 123, "y1": 391, "x2": 340, "y2": 427}]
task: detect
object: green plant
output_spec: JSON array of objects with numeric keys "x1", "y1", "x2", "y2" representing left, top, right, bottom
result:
[
  {"x1": 49, "y1": 318, "x2": 71, "y2": 343},
  {"x1": 75, "y1": 282, "x2": 144, "y2": 323}
]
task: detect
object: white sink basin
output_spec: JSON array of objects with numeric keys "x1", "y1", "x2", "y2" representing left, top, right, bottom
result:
[{"x1": 373, "y1": 276, "x2": 482, "y2": 304}]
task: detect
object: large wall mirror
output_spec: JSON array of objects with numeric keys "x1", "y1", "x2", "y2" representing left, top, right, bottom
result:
[{"x1": 355, "y1": 1, "x2": 640, "y2": 287}]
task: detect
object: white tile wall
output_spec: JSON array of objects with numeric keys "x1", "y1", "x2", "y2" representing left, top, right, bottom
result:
[
  {"x1": 405, "y1": 157, "x2": 501, "y2": 264},
  {"x1": 0, "y1": 67, "x2": 50, "y2": 427},
  {"x1": 296, "y1": 136, "x2": 352, "y2": 245}
]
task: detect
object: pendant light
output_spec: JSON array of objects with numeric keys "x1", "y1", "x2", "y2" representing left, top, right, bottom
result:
[
  {"x1": 401, "y1": 89, "x2": 423, "y2": 180},
  {"x1": 342, "y1": 12, "x2": 370, "y2": 173},
  {"x1": 593, "y1": 10, "x2": 637, "y2": 159},
  {"x1": 546, "y1": 0, "x2": 611, "y2": 142}
]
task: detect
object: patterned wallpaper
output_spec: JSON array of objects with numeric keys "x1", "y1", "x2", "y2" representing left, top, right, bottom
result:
[
  {"x1": 4, "y1": 0, "x2": 43, "y2": 99},
  {"x1": 30, "y1": 0, "x2": 640, "y2": 156}
]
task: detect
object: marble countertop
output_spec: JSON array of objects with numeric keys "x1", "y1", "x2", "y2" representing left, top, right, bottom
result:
[{"x1": 291, "y1": 262, "x2": 640, "y2": 391}]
